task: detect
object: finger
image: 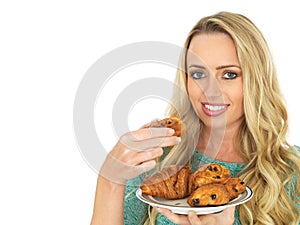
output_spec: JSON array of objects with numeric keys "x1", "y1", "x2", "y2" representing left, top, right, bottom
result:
[
  {"x1": 156, "y1": 207, "x2": 189, "y2": 225},
  {"x1": 100, "y1": 155, "x2": 156, "y2": 185},
  {"x1": 133, "y1": 136, "x2": 181, "y2": 151},
  {"x1": 190, "y1": 206, "x2": 235, "y2": 225},
  {"x1": 120, "y1": 134, "x2": 180, "y2": 152},
  {"x1": 110, "y1": 143, "x2": 163, "y2": 166},
  {"x1": 135, "y1": 160, "x2": 156, "y2": 173},
  {"x1": 127, "y1": 127, "x2": 175, "y2": 141},
  {"x1": 225, "y1": 206, "x2": 235, "y2": 214},
  {"x1": 133, "y1": 148, "x2": 163, "y2": 164},
  {"x1": 188, "y1": 211, "x2": 201, "y2": 225},
  {"x1": 126, "y1": 148, "x2": 163, "y2": 165},
  {"x1": 221, "y1": 206, "x2": 235, "y2": 222}
]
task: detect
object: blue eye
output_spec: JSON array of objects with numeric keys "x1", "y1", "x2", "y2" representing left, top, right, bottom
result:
[
  {"x1": 191, "y1": 71, "x2": 206, "y2": 79},
  {"x1": 224, "y1": 72, "x2": 237, "y2": 79}
]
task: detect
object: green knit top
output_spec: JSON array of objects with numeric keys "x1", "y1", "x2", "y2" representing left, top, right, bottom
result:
[{"x1": 124, "y1": 147, "x2": 300, "y2": 225}]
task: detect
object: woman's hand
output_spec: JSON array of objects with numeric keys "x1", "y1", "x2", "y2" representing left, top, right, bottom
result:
[
  {"x1": 156, "y1": 206, "x2": 235, "y2": 225},
  {"x1": 99, "y1": 124, "x2": 181, "y2": 184}
]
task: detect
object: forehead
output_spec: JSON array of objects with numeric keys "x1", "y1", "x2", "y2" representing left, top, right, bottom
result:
[{"x1": 187, "y1": 33, "x2": 240, "y2": 68}]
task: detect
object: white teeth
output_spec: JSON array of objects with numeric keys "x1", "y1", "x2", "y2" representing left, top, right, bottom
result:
[{"x1": 204, "y1": 104, "x2": 226, "y2": 111}]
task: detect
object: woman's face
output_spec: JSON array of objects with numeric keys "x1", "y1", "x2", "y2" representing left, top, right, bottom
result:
[{"x1": 186, "y1": 33, "x2": 244, "y2": 130}]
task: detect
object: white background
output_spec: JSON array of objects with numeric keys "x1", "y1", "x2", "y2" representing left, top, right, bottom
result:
[{"x1": 1, "y1": 1, "x2": 299, "y2": 224}]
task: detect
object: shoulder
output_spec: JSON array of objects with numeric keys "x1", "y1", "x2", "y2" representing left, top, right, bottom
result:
[
  {"x1": 287, "y1": 145, "x2": 300, "y2": 161},
  {"x1": 294, "y1": 145, "x2": 300, "y2": 151},
  {"x1": 286, "y1": 145, "x2": 300, "y2": 198},
  {"x1": 287, "y1": 145, "x2": 300, "y2": 175}
]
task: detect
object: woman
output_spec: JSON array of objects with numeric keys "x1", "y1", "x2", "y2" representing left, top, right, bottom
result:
[{"x1": 91, "y1": 11, "x2": 300, "y2": 225}]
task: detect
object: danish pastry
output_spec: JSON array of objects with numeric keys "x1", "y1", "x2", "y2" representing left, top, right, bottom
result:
[
  {"x1": 193, "y1": 163, "x2": 231, "y2": 188},
  {"x1": 140, "y1": 166, "x2": 194, "y2": 199},
  {"x1": 187, "y1": 183, "x2": 230, "y2": 206},
  {"x1": 140, "y1": 163, "x2": 248, "y2": 207},
  {"x1": 224, "y1": 177, "x2": 246, "y2": 199},
  {"x1": 150, "y1": 117, "x2": 183, "y2": 137}
]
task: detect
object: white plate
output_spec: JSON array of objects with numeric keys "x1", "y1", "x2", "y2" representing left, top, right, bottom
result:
[{"x1": 136, "y1": 186, "x2": 253, "y2": 215}]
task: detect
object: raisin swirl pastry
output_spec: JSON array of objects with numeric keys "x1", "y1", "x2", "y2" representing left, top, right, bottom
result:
[
  {"x1": 193, "y1": 163, "x2": 231, "y2": 188},
  {"x1": 140, "y1": 166, "x2": 194, "y2": 199},
  {"x1": 187, "y1": 183, "x2": 230, "y2": 207},
  {"x1": 224, "y1": 177, "x2": 246, "y2": 199},
  {"x1": 150, "y1": 117, "x2": 183, "y2": 137}
]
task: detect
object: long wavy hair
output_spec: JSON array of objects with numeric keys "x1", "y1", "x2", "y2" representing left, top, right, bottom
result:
[{"x1": 144, "y1": 11, "x2": 300, "y2": 225}]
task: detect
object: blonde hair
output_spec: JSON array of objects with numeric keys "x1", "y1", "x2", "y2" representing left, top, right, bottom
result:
[{"x1": 144, "y1": 11, "x2": 300, "y2": 225}]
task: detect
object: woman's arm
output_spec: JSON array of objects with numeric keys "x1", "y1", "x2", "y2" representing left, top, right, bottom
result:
[
  {"x1": 90, "y1": 175, "x2": 125, "y2": 225},
  {"x1": 90, "y1": 126, "x2": 180, "y2": 225}
]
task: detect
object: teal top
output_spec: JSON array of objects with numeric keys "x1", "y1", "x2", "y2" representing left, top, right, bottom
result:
[{"x1": 124, "y1": 147, "x2": 300, "y2": 225}]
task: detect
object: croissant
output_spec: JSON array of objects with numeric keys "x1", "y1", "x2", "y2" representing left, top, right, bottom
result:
[
  {"x1": 193, "y1": 163, "x2": 231, "y2": 188},
  {"x1": 140, "y1": 166, "x2": 194, "y2": 199},
  {"x1": 150, "y1": 117, "x2": 183, "y2": 137}
]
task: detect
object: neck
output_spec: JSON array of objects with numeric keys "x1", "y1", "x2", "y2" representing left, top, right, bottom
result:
[{"x1": 197, "y1": 125, "x2": 245, "y2": 163}]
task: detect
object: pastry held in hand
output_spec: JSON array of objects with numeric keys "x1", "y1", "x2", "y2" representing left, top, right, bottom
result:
[
  {"x1": 193, "y1": 163, "x2": 231, "y2": 188},
  {"x1": 187, "y1": 183, "x2": 231, "y2": 207},
  {"x1": 150, "y1": 117, "x2": 183, "y2": 137},
  {"x1": 140, "y1": 166, "x2": 194, "y2": 199}
]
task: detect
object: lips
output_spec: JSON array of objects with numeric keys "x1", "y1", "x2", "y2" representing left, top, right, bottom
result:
[{"x1": 201, "y1": 102, "x2": 229, "y2": 117}]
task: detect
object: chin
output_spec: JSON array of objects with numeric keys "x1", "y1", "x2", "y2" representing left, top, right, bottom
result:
[{"x1": 199, "y1": 115, "x2": 227, "y2": 129}]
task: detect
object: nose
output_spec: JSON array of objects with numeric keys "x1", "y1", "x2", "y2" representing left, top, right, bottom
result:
[
  {"x1": 203, "y1": 76, "x2": 222, "y2": 97},
  {"x1": 194, "y1": 72, "x2": 224, "y2": 103}
]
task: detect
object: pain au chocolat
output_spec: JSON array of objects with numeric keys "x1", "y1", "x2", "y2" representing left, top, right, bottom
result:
[
  {"x1": 140, "y1": 163, "x2": 247, "y2": 207},
  {"x1": 150, "y1": 117, "x2": 183, "y2": 137}
]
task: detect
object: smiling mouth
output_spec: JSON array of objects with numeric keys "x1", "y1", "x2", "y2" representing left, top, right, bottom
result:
[{"x1": 201, "y1": 102, "x2": 229, "y2": 117}]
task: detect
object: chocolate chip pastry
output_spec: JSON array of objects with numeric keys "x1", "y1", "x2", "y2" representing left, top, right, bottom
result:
[
  {"x1": 150, "y1": 117, "x2": 183, "y2": 137},
  {"x1": 187, "y1": 164, "x2": 246, "y2": 207},
  {"x1": 224, "y1": 177, "x2": 247, "y2": 199},
  {"x1": 187, "y1": 183, "x2": 230, "y2": 206},
  {"x1": 193, "y1": 163, "x2": 231, "y2": 188},
  {"x1": 140, "y1": 163, "x2": 247, "y2": 207}
]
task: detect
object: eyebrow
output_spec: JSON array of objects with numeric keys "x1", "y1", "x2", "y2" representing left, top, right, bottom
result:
[
  {"x1": 216, "y1": 65, "x2": 241, "y2": 70},
  {"x1": 188, "y1": 64, "x2": 241, "y2": 70}
]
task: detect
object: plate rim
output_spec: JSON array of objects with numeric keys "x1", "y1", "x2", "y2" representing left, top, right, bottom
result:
[{"x1": 136, "y1": 186, "x2": 253, "y2": 215}]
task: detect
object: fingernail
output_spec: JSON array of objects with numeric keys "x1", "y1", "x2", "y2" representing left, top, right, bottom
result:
[
  {"x1": 168, "y1": 129, "x2": 175, "y2": 135},
  {"x1": 176, "y1": 137, "x2": 181, "y2": 143}
]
